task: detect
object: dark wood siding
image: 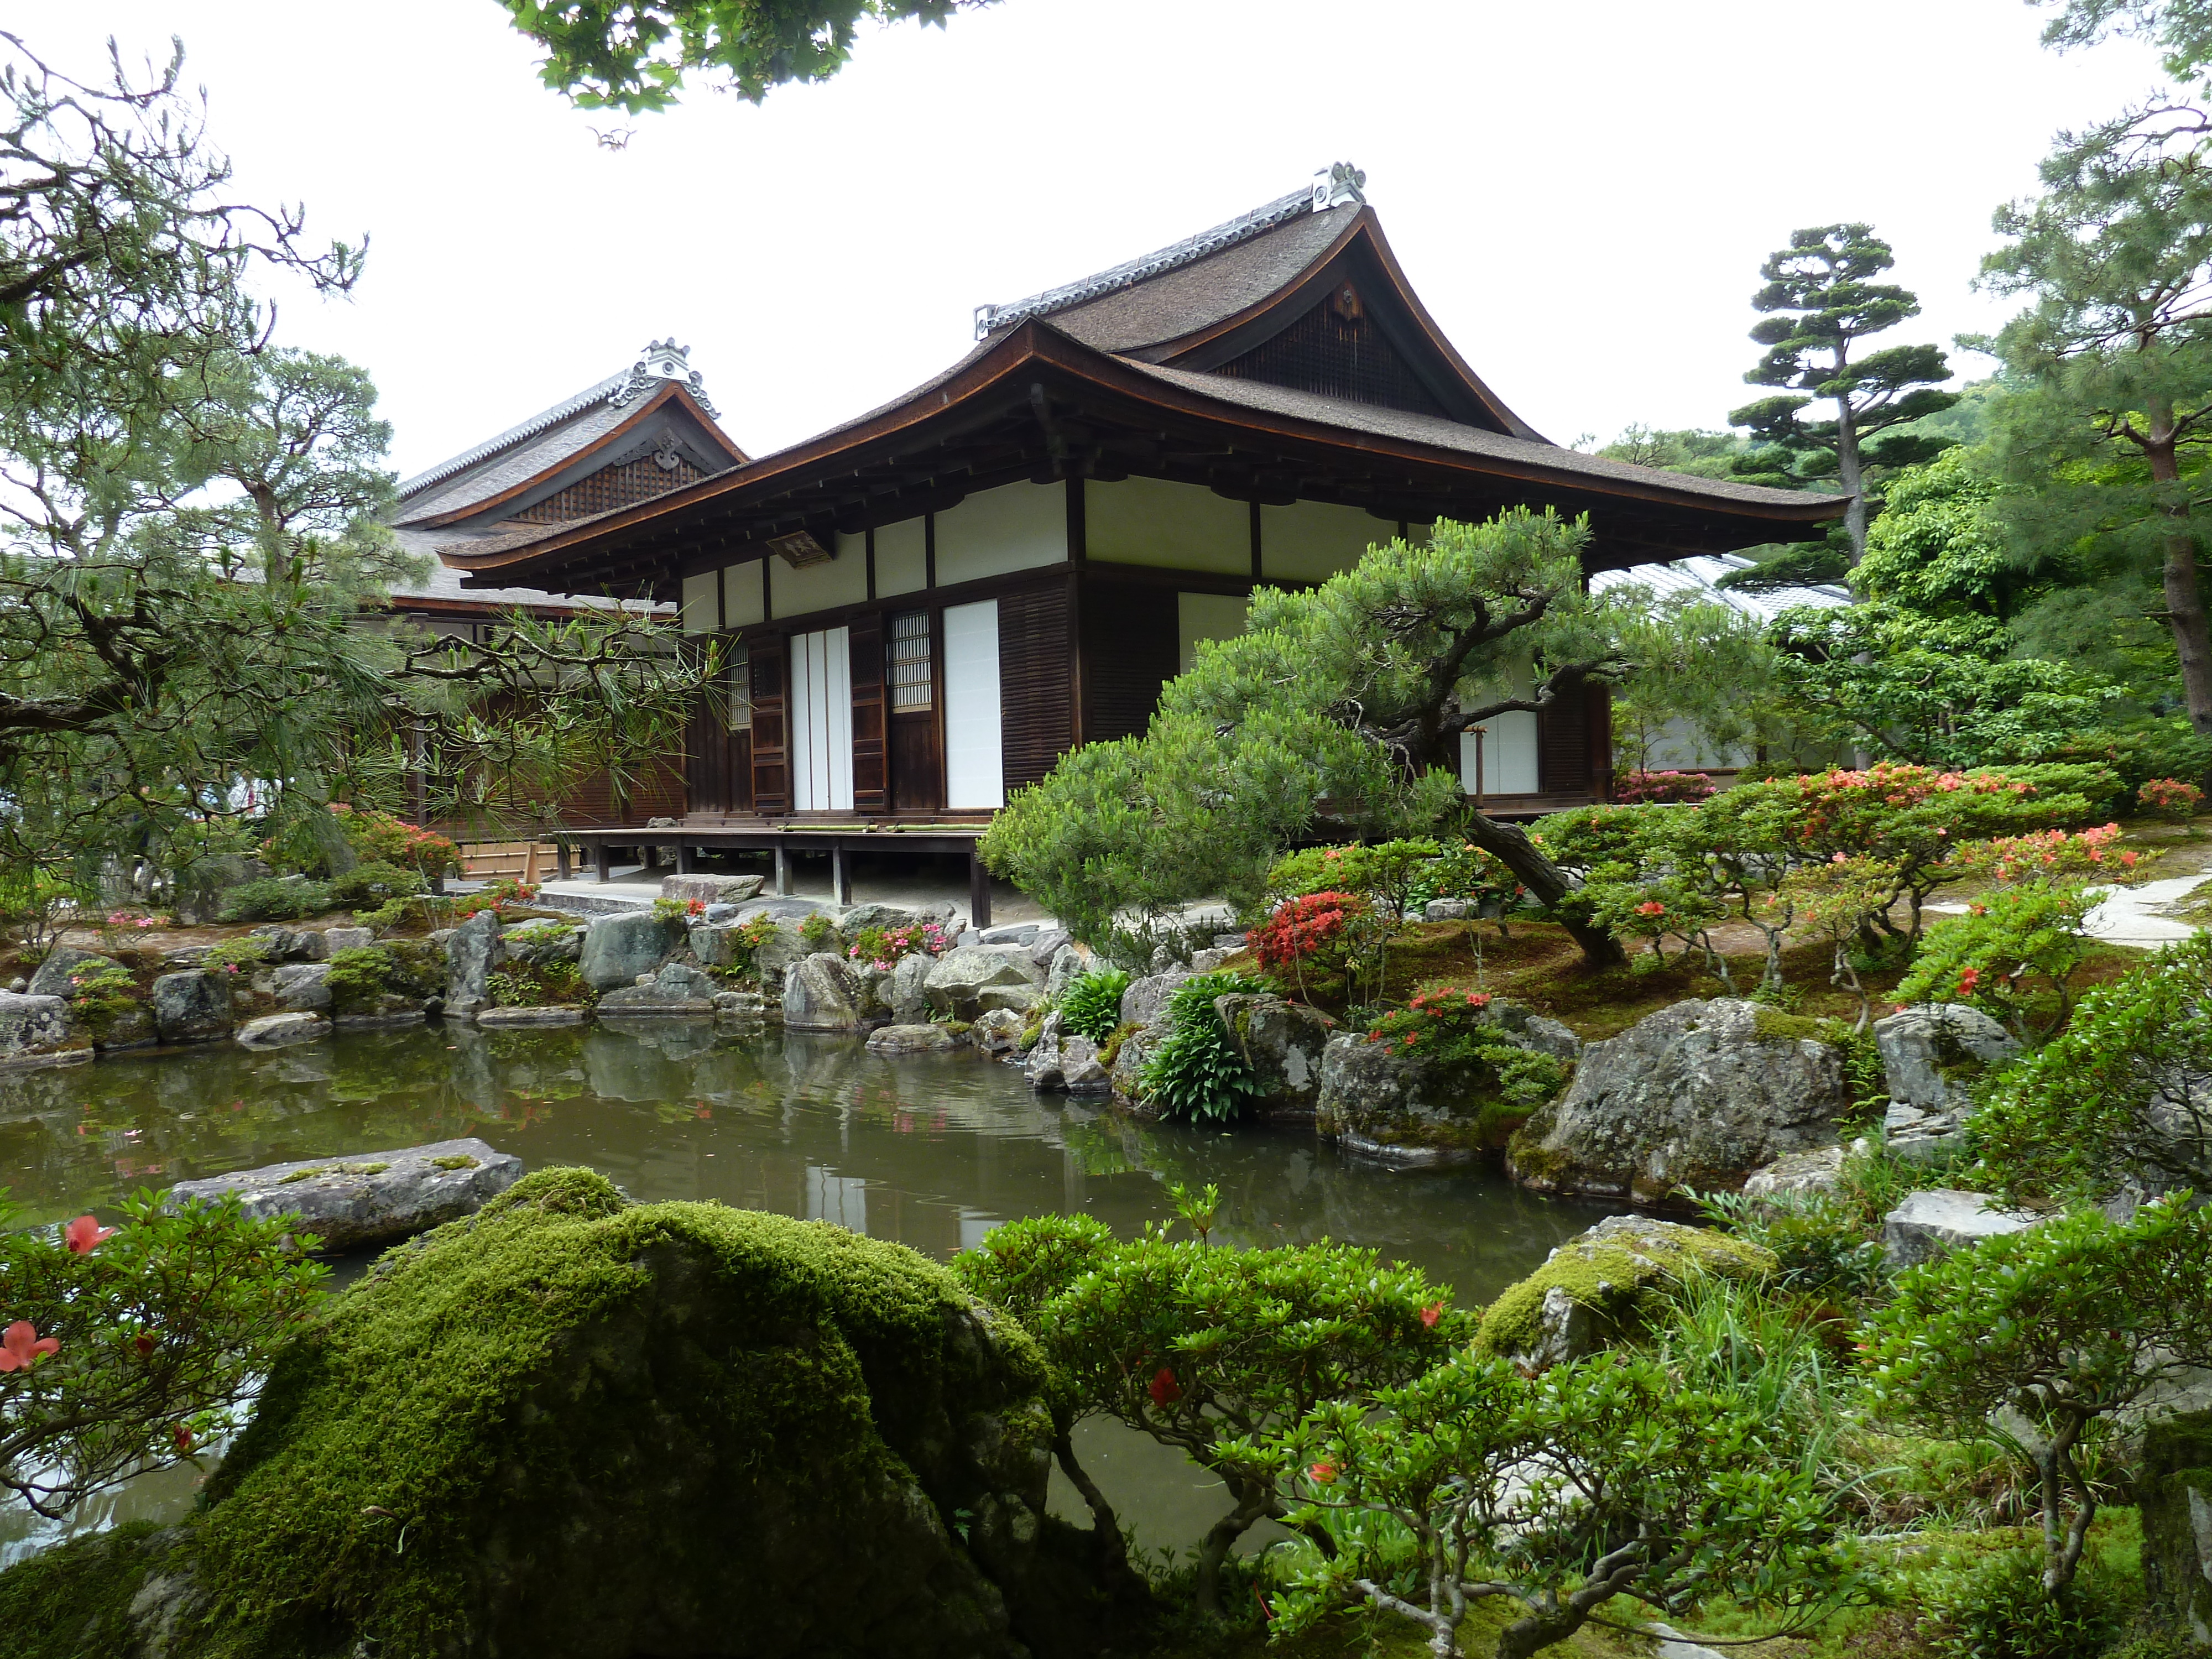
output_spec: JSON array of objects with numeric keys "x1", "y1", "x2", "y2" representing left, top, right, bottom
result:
[
  {"x1": 749, "y1": 635, "x2": 789, "y2": 813},
  {"x1": 1538, "y1": 688, "x2": 1590, "y2": 797},
  {"x1": 998, "y1": 584, "x2": 1074, "y2": 790},
  {"x1": 849, "y1": 613, "x2": 887, "y2": 815},
  {"x1": 1214, "y1": 287, "x2": 1450, "y2": 418},
  {"x1": 1078, "y1": 574, "x2": 1181, "y2": 745}
]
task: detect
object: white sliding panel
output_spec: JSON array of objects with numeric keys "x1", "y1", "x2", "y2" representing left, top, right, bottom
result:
[
  {"x1": 1459, "y1": 712, "x2": 1540, "y2": 796},
  {"x1": 787, "y1": 626, "x2": 854, "y2": 811},
  {"x1": 942, "y1": 599, "x2": 1004, "y2": 810}
]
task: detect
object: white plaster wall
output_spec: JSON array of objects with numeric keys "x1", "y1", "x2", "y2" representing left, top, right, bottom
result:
[
  {"x1": 680, "y1": 570, "x2": 717, "y2": 634},
  {"x1": 1088, "y1": 476, "x2": 1248, "y2": 575},
  {"x1": 942, "y1": 599, "x2": 1004, "y2": 809},
  {"x1": 875, "y1": 517, "x2": 928, "y2": 597},
  {"x1": 722, "y1": 558, "x2": 766, "y2": 628},
  {"x1": 1177, "y1": 592, "x2": 1251, "y2": 674},
  {"x1": 770, "y1": 545, "x2": 869, "y2": 618},
  {"x1": 934, "y1": 481, "x2": 1067, "y2": 586},
  {"x1": 1260, "y1": 499, "x2": 1387, "y2": 583}
]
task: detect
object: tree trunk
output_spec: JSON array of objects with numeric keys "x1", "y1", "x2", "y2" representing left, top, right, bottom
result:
[
  {"x1": 1459, "y1": 811, "x2": 1626, "y2": 969},
  {"x1": 1836, "y1": 397, "x2": 1868, "y2": 567},
  {"x1": 1051, "y1": 1428, "x2": 1140, "y2": 1595},
  {"x1": 1193, "y1": 1485, "x2": 1274, "y2": 1617},
  {"x1": 2145, "y1": 410, "x2": 2212, "y2": 738}
]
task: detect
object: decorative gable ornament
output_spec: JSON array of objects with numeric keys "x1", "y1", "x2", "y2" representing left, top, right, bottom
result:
[
  {"x1": 610, "y1": 338, "x2": 719, "y2": 418},
  {"x1": 1312, "y1": 161, "x2": 1366, "y2": 211}
]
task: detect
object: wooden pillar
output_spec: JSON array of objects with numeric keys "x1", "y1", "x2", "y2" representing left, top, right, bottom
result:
[
  {"x1": 832, "y1": 844, "x2": 852, "y2": 906},
  {"x1": 968, "y1": 844, "x2": 992, "y2": 931},
  {"x1": 556, "y1": 842, "x2": 572, "y2": 881},
  {"x1": 676, "y1": 841, "x2": 695, "y2": 875},
  {"x1": 774, "y1": 842, "x2": 790, "y2": 896},
  {"x1": 593, "y1": 842, "x2": 611, "y2": 884}
]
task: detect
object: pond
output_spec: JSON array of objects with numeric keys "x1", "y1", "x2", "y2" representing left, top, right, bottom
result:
[{"x1": 0, "y1": 1021, "x2": 1615, "y2": 1568}]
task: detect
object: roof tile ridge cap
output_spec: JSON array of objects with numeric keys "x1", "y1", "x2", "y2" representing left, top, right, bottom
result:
[
  {"x1": 394, "y1": 370, "x2": 631, "y2": 502},
  {"x1": 975, "y1": 186, "x2": 1318, "y2": 337}
]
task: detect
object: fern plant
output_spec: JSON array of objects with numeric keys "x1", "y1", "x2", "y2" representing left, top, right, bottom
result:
[
  {"x1": 1140, "y1": 971, "x2": 1274, "y2": 1124},
  {"x1": 1061, "y1": 968, "x2": 1130, "y2": 1043}
]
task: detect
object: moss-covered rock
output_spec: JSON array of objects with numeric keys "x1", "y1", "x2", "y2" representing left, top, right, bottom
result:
[
  {"x1": 1473, "y1": 1213, "x2": 1775, "y2": 1370},
  {"x1": 2, "y1": 1168, "x2": 1087, "y2": 1659},
  {"x1": 2141, "y1": 1408, "x2": 2212, "y2": 1644}
]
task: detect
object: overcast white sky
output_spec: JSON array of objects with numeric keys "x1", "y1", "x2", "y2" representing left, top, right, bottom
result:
[{"x1": 40, "y1": 1, "x2": 2174, "y2": 477}]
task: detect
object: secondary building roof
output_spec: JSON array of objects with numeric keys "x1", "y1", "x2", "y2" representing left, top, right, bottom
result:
[{"x1": 445, "y1": 169, "x2": 1841, "y2": 596}]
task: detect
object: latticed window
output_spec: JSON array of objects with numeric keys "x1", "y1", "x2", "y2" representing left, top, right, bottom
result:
[
  {"x1": 889, "y1": 612, "x2": 932, "y2": 710},
  {"x1": 724, "y1": 645, "x2": 751, "y2": 732}
]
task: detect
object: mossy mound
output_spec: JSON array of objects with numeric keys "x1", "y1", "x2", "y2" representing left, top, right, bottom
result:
[
  {"x1": 5, "y1": 1168, "x2": 1084, "y2": 1659},
  {"x1": 1473, "y1": 1213, "x2": 1775, "y2": 1368}
]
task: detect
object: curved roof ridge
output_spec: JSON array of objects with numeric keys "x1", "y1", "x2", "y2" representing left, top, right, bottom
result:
[
  {"x1": 395, "y1": 372, "x2": 629, "y2": 500},
  {"x1": 974, "y1": 186, "x2": 1317, "y2": 339}
]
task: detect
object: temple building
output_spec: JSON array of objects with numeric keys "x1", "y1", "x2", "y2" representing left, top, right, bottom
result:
[
  {"x1": 382, "y1": 340, "x2": 748, "y2": 836},
  {"x1": 439, "y1": 167, "x2": 1840, "y2": 886}
]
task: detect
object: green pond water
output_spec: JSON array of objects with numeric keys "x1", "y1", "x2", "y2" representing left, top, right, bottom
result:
[{"x1": 0, "y1": 1020, "x2": 1614, "y2": 1569}]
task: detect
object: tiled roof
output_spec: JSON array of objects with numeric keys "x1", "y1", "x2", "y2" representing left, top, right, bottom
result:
[
  {"x1": 395, "y1": 373, "x2": 629, "y2": 504},
  {"x1": 386, "y1": 524, "x2": 667, "y2": 612},
  {"x1": 974, "y1": 186, "x2": 1322, "y2": 338},
  {"x1": 1595, "y1": 555, "x2": 1850, "y2": 619},
  {"x1": 393, "y1": 398, "x2": 639, "y2": 526}
]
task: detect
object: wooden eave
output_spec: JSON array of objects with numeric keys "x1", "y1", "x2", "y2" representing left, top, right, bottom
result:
[
  {"x1": 447, "y1": 321, "x2": 1843, "y2": 599},
  {"x1": 404, "y1": 382, "x2": 749, "y2": 531},
  {"x1": 1138, "y1": 206, "x2": 1539, "y2": 439}
]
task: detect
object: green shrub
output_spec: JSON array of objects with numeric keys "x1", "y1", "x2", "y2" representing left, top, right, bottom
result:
[
  {"x1": 216, "y1": 878, "x2": 335, "y2": 924},
  {"x1": 798, "y1": 912, "x2": 838, "y2": 952},
  {"x1": 1138, "y1": 971, "x2": 1274, "y2": 1123},
  {"x1": 1060, "y1": 968, "x2": 1130, "y2": 1044},
  {"x1": 1363, "y1": 984, "x2": 1564, "y2": 1107},
  {"x1": 330, "y1": 861, "x2": 425, "y2": 910},
  {"x1": 484, "y1": 961, "x2": 591, "y2": 1009},
  {"x1": 202, "y1": 937, "x2": 273, "y2": 973},
  {"x1": 324, "y1": 943, "x2": 446, "y2": 1014},
  {"x1": 1918, "y1": 1547, "x2": 2132, "y2": 1659},
  {"x1": 1896, "y1": 879, "x2": 2099, "y2": 1043},
  {"x1": 1697, "y1": 1190, "x2": 1889, "y2": 1302},
  {"x1": 1264, "y1": 838, "x2": 1439, "y2": 917}
]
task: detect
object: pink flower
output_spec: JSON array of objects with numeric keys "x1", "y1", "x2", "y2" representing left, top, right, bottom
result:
[
  {"x1": 1420, "y1": 1302, "x2": 1443, "y2": 1329},
  {"x1": 1147, "y1": 1366, "x2": 1183, "y2": 1407},
  {"x1": 1308, "y1": 1460, "x2": 1338, "y2": 1484},
  {"x1": 0, "y1": 1321, "x2": 58, "y2": 1371},
  {"x1": 65, "y1": 1215, "x2": 115, "y2": 1255}
]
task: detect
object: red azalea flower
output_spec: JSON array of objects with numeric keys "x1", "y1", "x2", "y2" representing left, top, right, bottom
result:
[
  {"x1": 1958, "y1": 966, "x2": 1981, "y2": 995},
  {"x1": 0, "y1": 1321, "x2": 58, "y2": 1372},
  {"x1": 133, "y1": 1332, "x2": 156, "y2": 1358},
  {"x1": 1147, "y1": 1366, "x2": 1183, "y2": 1407},
  {"x1": 1420, "y1": 1302, "x2": 1443, "y2": 1328},
  {"x1": 172, "y1": 1423, "x2": 194, "y2": 1454},
  {"x1": 1307, "y1": 1460, "x2": 1338, "y2": 1484},
  {"x1": 65, "y1": 1214, "x2": 116, "y2": 1255}
]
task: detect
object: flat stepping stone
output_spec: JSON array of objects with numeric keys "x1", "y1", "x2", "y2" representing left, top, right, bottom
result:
[
  {"x1": 475, "y1": 1006, "x2": 586, "y2": 1027},
  {"x1": 166, "y1": 1137, "x2": 522, "y2": 1252}
]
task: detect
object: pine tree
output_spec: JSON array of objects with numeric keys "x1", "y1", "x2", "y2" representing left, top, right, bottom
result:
[{"x1": 1728, "y1": 225, "x2": 1959, "y2": 568}]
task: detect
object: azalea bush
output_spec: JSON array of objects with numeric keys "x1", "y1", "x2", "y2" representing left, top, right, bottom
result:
[
  {"x1": 954, "y1": 1187, "x2": 1469, "y2": 1615},
  {"x1": 1363, "y1": 984, "x2": 1566, "y2": 1141},
  {"x1": 1893, "y1": 880, "x2": 2099, "y2": 1044},
  {"x1": 1867, "y1": 1198, "x2": 2212, "y2": 1598},
  {"x1": 2137, "y1": 775, "x2": 2203, "y2": 820},
  {"x1": 1138, "y1": 970, "x2": 1275, "y2": 1122},
  {"x1": 1265, "y1": 838, "x2": 1441, "y2": 921},
  {"x1": 1941, "y1": 821, "x2": 2151, "y2": 885},
  {"x1": 845, "y1": 919, "x2": 950, "y2": 971},
  {"x1": 1972, "y1": 935, "x2": 2212, "y2": 1203},
  {"x1": 330, "y1": 806, "x2": 460, "y2": 878},
  {"x1": 216, "y1": 877, "x2": 337, "y2": 924},
  {"x1": 1058, "y1": 967, "x2": 1130, "y2": 1044},
  {"x1": 1229, "y1": 1345, "x2": 1874, "y2": 1659},
  {"x1": 1614, "y1": 768, "x2": 1717, "y2": 804},
  {"x1": 0, "y1": 1193, "x2": 327, "y2": 1517}
]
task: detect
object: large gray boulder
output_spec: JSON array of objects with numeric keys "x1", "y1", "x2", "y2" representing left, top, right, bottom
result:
[
  {"x1": 0, "y1": 990, "x2": 89, "y2": 1068},
  {"x1": 235, "y1": 1013, "x2": 330, "y2": 1051},
  {"x1": 273, "y1": 962, "x2": 332, "y2": 1011},
  {"x1": 26, "y1": 945, "x2": 118, "y2": 1000},
  {"x1": 578, "y1": 911, "x2": 687, "y2": 992},
  {"x1": 782, "y1": 953, "x2": 862, "y2": 1031},
  {"x1": 1042, "y1": 943, "x2": 1085, "y2": 1001},
  {"x1": 151, "y1": 970, "x2": 234, "y2": 1044},
  {"x1": 477, "y1": 1005, "x2": 587, "y2": 1028},
  {"x1": 1742, "y1": 1146, "x2": 1846, "y2": 1199},
  {"x1": 1318, "y1": 1031, "x2": 1527, "y2": 1164},
  {"x1": 1215, "y1": 994, "x2": 1337, "y2": 1117},
  {"x1": 1882, "y1": 1188, "x2": 2044, "y2": 1268},
  {"x1": 444, "y1": 907, "x2": 507, "y2": 1018},
  {"x1": 923, "y1": 946, "x2": 1042, "y2": 1020},
  {"x1": 248, "y1": 925, "x2": 328, "y2": 963},
  {"x1": 598, "y1": 961, "x2": 720, "y2": 1016},
  {"x1": 165, "y1": 1137, "x2": 522, "y2": 1252},
  {"x1": 970, "y1": 1008, "x2": 1025, "y2": 1054},
  {"x1": 1874, "y1": 1003, "x2": 2020, "y2": 1163},
  {"x1": 660, "y1": 872, "x2": 764, "y2": 905},
  {"x1": 504, "y1": 917, "x2": 583, "y2": 967},
  {"x1": 1507, "y1": 999, "x2": 1847, "y2": 1204},
  {"x1": 888, "y1": 952, "x2": 935, "y2": 1025},
  {"x1": 751, "y1": 919, "x2": 816, "y2": 992},
  {"x1": 1109, "y1": 1024, "x2": 1168, "y2": 1104},
  {"x1": 2141, "y1": 1410, "x2": 2212, "y2": 1644},
  {"x1": 1119, "y1": 966, "x2": 1190, "y2": 1031},
  {"x1": 688, "y1": 924, "x2": 748, "y2": 969},
  {"x1": 1022, "y1": 1014, "x2": 1110, "y2": 1093},
  {"x1": 868, "y1": 1023, "x2": 958, "y2": 1055}
]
